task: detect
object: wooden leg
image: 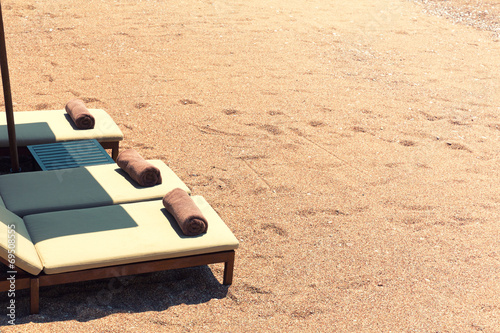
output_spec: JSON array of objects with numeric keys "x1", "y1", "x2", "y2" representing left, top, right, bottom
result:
[
  {"x1": 223, "y1": 251, "x2": 235, "y2": 285},
  {"x1": 30, "y1": 278, "x2": 39, "y2": 314},
  {"x1": 111, "y1": 144, "x2": 119, "y2": 161},
  {"x1": 99, "y1": 141, "x2": 120, "y2": 161}
]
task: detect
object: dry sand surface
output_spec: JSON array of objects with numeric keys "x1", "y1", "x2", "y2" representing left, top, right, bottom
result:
[{"x1": 0, "y1": 0, "x2": 499, "y2": 331}]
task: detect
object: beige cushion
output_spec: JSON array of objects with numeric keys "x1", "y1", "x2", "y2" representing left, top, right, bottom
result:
[
  {"x1": 0, "y1": 207, "x2": 43, "y2": 275},
  {"x1": 0, "y1": 160, "x2": 191, "y2": 216},
  {"x1": 23, "y1": 196, "x2": 239, "y2": 274},
  {"x1": 0, "y1": 109, "x2": 123, "y2": 146}
]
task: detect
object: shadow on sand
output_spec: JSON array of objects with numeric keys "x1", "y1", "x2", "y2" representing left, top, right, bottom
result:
[{"x1": 0, "y1": 264, "x2": 229, "y2": 325}]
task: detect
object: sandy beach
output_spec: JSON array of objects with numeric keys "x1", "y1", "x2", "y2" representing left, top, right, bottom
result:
[{"x1": 0, "y1": 0, "x2": 499, "y2": 331}]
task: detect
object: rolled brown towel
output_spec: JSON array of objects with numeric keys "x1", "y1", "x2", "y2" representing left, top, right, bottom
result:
[
  {"x1": 65, "y1": 99, "x2": 95, "y2": 129},
  {"x1": 163, "y1": 188, "x2": 208, "y2": 236},
  {"x1": 116, "y1": 149, "x2": 162, "y2": 187}
]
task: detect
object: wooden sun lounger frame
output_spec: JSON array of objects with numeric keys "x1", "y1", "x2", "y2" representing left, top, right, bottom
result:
[{"x1": 0, "y1": 250, "x2": 235, "y2": 314}]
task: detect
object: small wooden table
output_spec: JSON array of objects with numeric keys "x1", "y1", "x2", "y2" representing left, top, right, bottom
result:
[{"x1": 27, "y1": 139, "x2": 115, "y2": 171}]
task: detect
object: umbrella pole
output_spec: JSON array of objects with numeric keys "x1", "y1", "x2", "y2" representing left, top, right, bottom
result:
[{"x1": 0, "y1": 1, "x2": 19, "y2": 172}]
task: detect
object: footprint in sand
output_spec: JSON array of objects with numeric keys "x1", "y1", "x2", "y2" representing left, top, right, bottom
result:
[
  {"x1": 134, "y1": 102, "x2": 148, "y2": 109},
  {"x1": 399, "y1": 140, "x2": 416, "y2": 147},
  {"x1": 268, "y1": 110, "x2": 284, "y2": 116},
  {"x1": 259, "y1": 124, "x2": 282, "y2": 135},
  {"x1": 81, "y1": 97, "x2": 101, "y2": 103},
  {"x1": 35, "y1": 103, "x2": 50, "y2": 110},
  {"x1": 261, "y1": 223, "x2": 288, "y2": 237},
  {"x1": 309, "y1": 121, "x2": 326, "y2": 127},
  {"x1": 223, "y1": 109, "x2": 239, "y2": 115},
  {"x1": 446, "y1": 142, "x2": 472, "y2": 152}
]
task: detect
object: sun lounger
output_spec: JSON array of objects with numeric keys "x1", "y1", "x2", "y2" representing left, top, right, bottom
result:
[
  {"x1": 0, "y1": 196, "x2": 239, "y2": 314},
  {"x1": 0, "y1": 109, "x2": 124, "y2": 160},
  {"x1": 0, "y1": 160, "x2": 190, "y2": 217}
]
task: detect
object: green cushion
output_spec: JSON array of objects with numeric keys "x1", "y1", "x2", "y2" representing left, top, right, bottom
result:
[
  {"x1": 0, "y1": 207, "x2": 43, "y2": 275},
  {"x1": 23, "y1": 197, "x2": 239, "y2": 274},
  {"x1": 0, "y1": 109, "x2": 123, "y2": 146},
  {"x1": 0, "y1": 160, "x2": 191, "y2": 216}
]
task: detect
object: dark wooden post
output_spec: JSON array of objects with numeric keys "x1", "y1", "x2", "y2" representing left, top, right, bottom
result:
[{"x1": 0, "y1": 1, "x2": 20, "y2": 172}]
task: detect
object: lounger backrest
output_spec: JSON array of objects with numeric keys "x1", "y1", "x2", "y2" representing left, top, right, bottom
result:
[
  {"x1": 0, "y1": 207, "x2": 43, "y2": 275},
  {"x1": 0, "y1": 109, "x2": 124, "y2": 146},
  {"x1": 0, "y1": 160, "x2": 191, "y2": 217}
]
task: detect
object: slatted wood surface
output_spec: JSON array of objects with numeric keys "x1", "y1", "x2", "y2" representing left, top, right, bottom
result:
[{"x1": 27, "y1": 139, "x2": 114, "y2": 171}]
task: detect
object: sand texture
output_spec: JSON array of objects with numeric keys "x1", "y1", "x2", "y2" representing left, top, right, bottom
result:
[{"x1": 0, "y1": 0, "x2": 499, "y2": 331}]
